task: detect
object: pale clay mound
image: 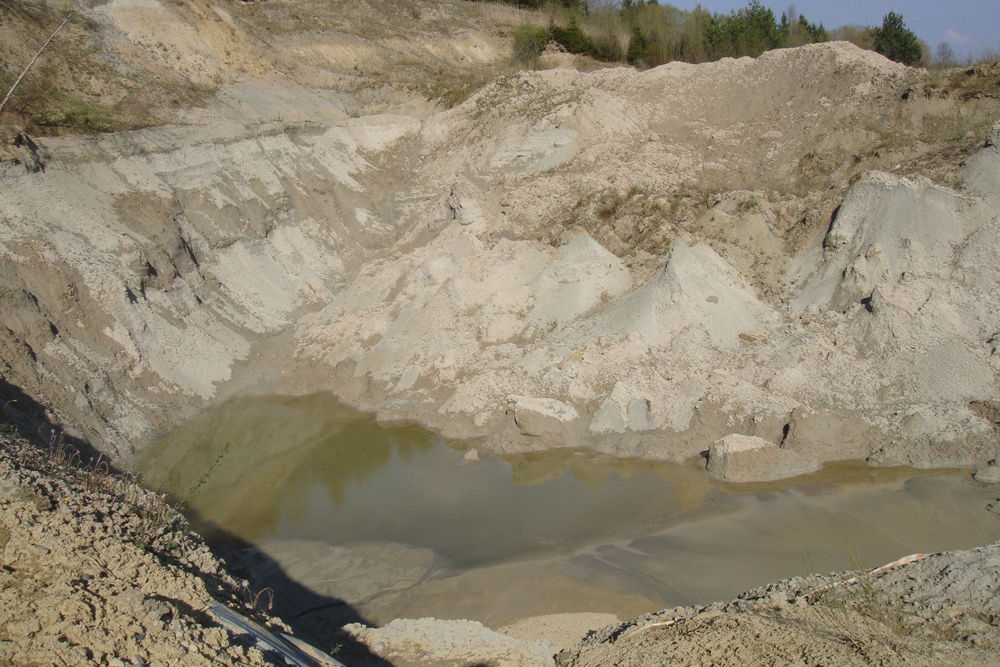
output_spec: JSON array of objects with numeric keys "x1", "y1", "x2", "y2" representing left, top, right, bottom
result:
[{"x1": 4, "y1": 34, "x2": 999, "y2": 482}]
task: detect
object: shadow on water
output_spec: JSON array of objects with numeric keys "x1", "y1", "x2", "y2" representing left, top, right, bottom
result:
[
  {"x1": 180, "y1": 509, "x2": 398, "y2": 667},
  {"x1": 138, "y1": 395, "x2": 442, "y2": 664},
  {"x1": 0, "y1": 381, "x2": 396, "y2": 665}
]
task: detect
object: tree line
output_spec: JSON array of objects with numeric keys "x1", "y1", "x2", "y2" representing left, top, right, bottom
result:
[{"x1": 504, "y1": 1, "x2": 926, "y2": 69}]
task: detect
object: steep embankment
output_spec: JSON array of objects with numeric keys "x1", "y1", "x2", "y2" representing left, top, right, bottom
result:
[
  {"x1": 0, "y1": 0, "x2": 510, "y2": 459},
  {"x1": 1, "y1": 116, "x2": 421, "y2": 459}
]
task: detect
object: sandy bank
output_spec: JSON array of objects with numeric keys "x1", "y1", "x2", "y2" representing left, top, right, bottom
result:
[{"x1": 2, "y1": 43, "x2": 999, "y2": 486}]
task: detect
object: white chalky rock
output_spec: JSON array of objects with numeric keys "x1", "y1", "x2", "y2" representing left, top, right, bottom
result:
[{"x1": 706, "y1": 434, "x2": 819, "y2": 483}]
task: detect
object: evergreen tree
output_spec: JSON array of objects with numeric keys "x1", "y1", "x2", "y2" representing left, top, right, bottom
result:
[
  {"x1": 799, "y1": 15, "x2": 827, "y2": 43},
  {"x1": 626, "y1": 25, "x2": 649, "y2": 65},
  {"x1": 720, "y1": 1, "x2": 781, "y2": 58},
  {"x1": 780, "y1": 8, "x2": 827, "y2": 47},
  {"x1": 872, "y1": 11, "x2": 922, "y2": 65}
]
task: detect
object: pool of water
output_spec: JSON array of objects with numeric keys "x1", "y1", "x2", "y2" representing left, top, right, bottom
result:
[
  {"x1": 140, "y1": 393, "x2": 713, "y2": 564},
  {"x1": 140, "y1": 392, "x2": 1000, "y2": 627}
]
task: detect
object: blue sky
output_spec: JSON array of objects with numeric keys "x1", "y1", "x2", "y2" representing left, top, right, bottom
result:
[{"x1": 666, "y1": 1, "x2": 999, "y2": 58}]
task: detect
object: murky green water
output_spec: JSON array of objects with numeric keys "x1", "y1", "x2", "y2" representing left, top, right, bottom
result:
[
  {"x1": 141, "y1": 392, "x2": 1000, "y2": 625},
  {"x1": 141, "y1": 393, "x2": 725, "y2": 565}
]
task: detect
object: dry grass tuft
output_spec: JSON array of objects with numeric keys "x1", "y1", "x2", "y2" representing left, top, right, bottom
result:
[{"x1": 807, "y1": 554, "x2": 932, "y2": 662}]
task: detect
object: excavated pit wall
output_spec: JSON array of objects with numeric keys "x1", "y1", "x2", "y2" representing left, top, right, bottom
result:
[
  {"x1": 1, "y1": 42, "x2": 999, "y2": 481},
  {"x1": 0, "y1": 116, "x2": 423, "y2": 460}
]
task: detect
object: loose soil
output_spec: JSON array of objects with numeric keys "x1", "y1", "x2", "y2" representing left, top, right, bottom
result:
[{"x1": 0, "y1": 417, "x2": 342, "y2": 666}]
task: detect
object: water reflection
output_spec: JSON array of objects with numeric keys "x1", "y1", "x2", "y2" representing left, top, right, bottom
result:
[
  {"x1": 140, "y1": 393, "x2": 436, "y2": 543},
  {"x1": 144, "y1": 393, "x2": 730, "y2": 564},
  {"x1": 507, "y1": 450, "x2": 716, "y2": 514}
]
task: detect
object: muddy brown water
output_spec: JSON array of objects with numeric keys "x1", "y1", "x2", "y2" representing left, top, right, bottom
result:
[{"x1": 141, "y1": 392, "x2": 1000, "y2": 628}]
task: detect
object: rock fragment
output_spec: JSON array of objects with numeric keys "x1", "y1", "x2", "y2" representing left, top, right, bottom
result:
[
  {"x1": 706, "y1": 434, "x2": 819, "y2": 483},
  {"x1": 974, "y1": 460, "x2": 1000, "y2": 484},
  {"x1": 508, "y1": 396, "x2": 582, "y2": 445}
]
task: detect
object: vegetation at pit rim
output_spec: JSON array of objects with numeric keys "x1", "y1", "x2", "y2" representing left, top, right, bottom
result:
[
  {"x1": 491, "y1": 0, "x2": 997, "y2": 70},
  {"x1": 871, "y1": 11, "x2": 922, "y2": 66}
]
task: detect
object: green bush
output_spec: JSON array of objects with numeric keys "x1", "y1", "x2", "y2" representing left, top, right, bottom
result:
[
  {"x1": 550, "y1": 16, "x2": 594, "y2": 57},
  {"x1": 512, "y1": 23, "x2": 547, "y2": 66},
  {"x1": 591, "y1": 30, "x2": 624, "y2": 62}
]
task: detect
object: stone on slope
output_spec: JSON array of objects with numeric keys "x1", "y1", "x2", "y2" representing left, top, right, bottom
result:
[
  {"x1": 780, "y1": 408, "x2": 875, "y2": 462},
  {"x1": 973, "y1": 461, "x2": 1000, "y2": 484},
  {"x1": 589, "y1": 381, "x2": 654, "y2": 434},
  {"x1": 706, "y1": 434, "x2": 819, "y2": 483},
  {"x1": 447, "y1": 180, "x2": 490, "y2": 228},
  {"x1": 508, "y1": 395, "x2": 582, "y2": 445}
]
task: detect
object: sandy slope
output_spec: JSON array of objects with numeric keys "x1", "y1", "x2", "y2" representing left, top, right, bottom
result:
[
  {"x1": 0, "y1": 418, "x2": 321, "y2": 666},
  {"x1": 564, "y1": 543, "x2": 1000, "y2": 667},
  {"x1": 5, "y1": 36, "x2": 1000, "y2": 484}
]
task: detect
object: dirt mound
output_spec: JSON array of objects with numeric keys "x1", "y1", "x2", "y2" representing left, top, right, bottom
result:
[
  {"x1": 295, "y1": 124, "x2": 1000, "y2": 472},
  {"x1": 0, "y1": 417, "x2": 348, "y2": 666},
  {"x1": 593, "y1": 238, "x2": 776, "y2": 350},
  {"x1": 286, "y1": 46, "x2": 999, "y2": 473},
  {"x1": 565, "y1": 545, "x2": 1000, "y2": 667}
]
